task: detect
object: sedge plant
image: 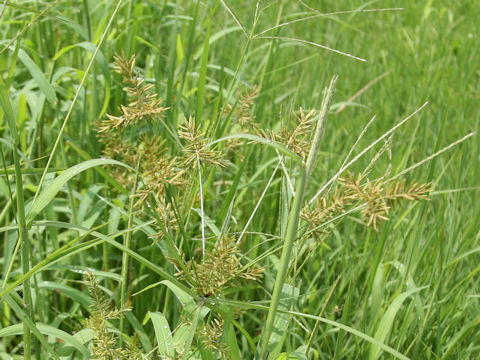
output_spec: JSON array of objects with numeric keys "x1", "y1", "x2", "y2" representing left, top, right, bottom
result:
[{"x1": 0, "y1": 1, "x2": 478, "y2": 359}]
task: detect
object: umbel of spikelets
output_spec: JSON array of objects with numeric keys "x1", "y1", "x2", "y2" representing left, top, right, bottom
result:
[
  {"x1": 98, "y1": 51, "x2": 168, "y2": 133},
  {"x1": 84, "y1": 272, "x2": 142, "y2": 359},
  {"x1": 172, "y1": 233, "x2": 264, "y2": 297},
  {"x1": 302, "y1": 172, "x2": 431, "y2": 236},
  {"x1": 178, "y1": 116, "x2": 228, "y2": 169}
]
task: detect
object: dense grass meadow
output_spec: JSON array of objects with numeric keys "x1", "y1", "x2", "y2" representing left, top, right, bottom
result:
[{"x1": 1, "y1": 0, "x2": 479, "y2": 358}]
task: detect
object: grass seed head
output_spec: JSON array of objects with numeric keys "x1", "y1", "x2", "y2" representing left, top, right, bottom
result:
[
  {"x1": 179, "y1": 116, "x2": 228, "y2": 169},
  {"x1": 302, "y1": 172, "x2": 431, "y2": 234},
  {"x1": 84, "y1": 272, "x2": 134, "y2": 360},
  {"x1": 98, "y1": 51, "x2": 168, "y2": 133},
  {"x1": 173, "y1": 233, "x2": 264, "y2": 297}
]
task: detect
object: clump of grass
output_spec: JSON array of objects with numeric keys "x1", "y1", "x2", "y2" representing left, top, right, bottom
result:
[{"x1": 1, "y1": 2, "x2": 477, "y2": 359}]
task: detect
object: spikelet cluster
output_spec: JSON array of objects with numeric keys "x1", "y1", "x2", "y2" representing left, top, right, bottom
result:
[
  {"x1": 84, "y1": 272, "x2": 141, "y2": 359},
  {"x1": 97, "y1": 130, "x2": 138, "y2": 186},
  {"x1": 233, "y1": 86, "x2": 260, "y2": 128},
  {"x1": 98, "y1": 52, "x2": 168, "y2": 133},
  {"x1": 224, "y1": 87, "x2": 261, "y2": 153},
  {"x1": 302, "y1": 172, "x2": 431, "y2": 235},
  {"x1": 178, "y1": 117, "x2": 228, "y2": 169},
  {"x1": 173, "y1": 234, "x2": 264, "y2": 297},
  {"x1": 200, "y1": 316, "x2": 229, "y2": 359},
  {"x1": 96, "y1": 53, "x2": 188, "y2": 239},
  {"x1": 149, "y1": 199, "x2": 179, "y2": 243},
  {"x1": 276, "y1": 108, "x2": 316, "y2": 160},
  {"x1": 248, "y1": 107, "x2": 316, "y2": 161}
]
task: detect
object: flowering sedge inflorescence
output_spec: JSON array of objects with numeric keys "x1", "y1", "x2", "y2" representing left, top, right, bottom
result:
[
  {"x1": 171, "y1": 233, "x2": 264, "y2": 297},
  {"x1": 98, "y1": 52, "x2": 168, "y2": 133},
  {"x1": 84, "y1": 272, "x2": 142, "y2": 360},
  {"x1": 301, "y1": 171, "x2": 431, "y2": 236},
  {"x1": 94, "y1": 52, "x2": 432, "y2": 358}
]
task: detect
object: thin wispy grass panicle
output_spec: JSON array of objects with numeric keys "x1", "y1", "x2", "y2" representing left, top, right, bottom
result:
[
  {"x1": 252, "y1": 8, "x2": 404, "y2": 39},
  {"x1": 97, "y1": 52, "x2": 168, "y2": 133},
  {"x1": 179, "y1": 117, "x2": 228, "y2": 169},
  {"x1": 172, "y1": 234, "x2": 264, "y2": 297},
  {"x1": 302, "y1": 172, "x2": 431, "y2": 233},
  {"x1": 362, "y1": 135, "x2": 393, "y2": 179}
]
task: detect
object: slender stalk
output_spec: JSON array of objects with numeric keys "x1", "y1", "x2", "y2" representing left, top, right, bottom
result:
[
  {"x1": 257, "y1": 167, "x2": 306, "y2": 359},
  {"x1": 237, "y1": 159, "x2": 282, "y2": 244},
  {"x1": 0, "y1": 91, "x2": 33, "y2": 358},
  {"x1": 119, "y1": 168, "x2": 139, "y2": 339},
  {"x1": 257, "y1": 76, "x2": 338, "y2": 358},
  {"x1": 305, "y1": 75, "x2": 338, "y2": 179},
  {"x1": 14, "y1": 145, "x2": 33, "y2": 359},
  {"x1": 196, "y1": 153, "x2": 206, "y2": 259},
  {"x1": 212, "y1": 0, "x2": 261, "y2": 135}
]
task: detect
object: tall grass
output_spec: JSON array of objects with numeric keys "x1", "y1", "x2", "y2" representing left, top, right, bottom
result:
[{"x1": 0, "y1": 1, "x2": 478, "y2": 359}]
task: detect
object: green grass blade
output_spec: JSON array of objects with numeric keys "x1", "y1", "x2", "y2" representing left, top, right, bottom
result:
[
  {"x1": 3, "y1": 294, "x2": 59, "y2": 360},
  {"x1": 26, "y1": 158, "x2": 132, "y2": 226},
  {"x1": 150, "y1": 311, "x2": 175, "y2": 357},
  {"x1": 0, "y1": 323, "x2": 90, "y2": 358},
  {"x1": 15, "y1": 48, "x2": 56, "y2": 104},
  {"x1": 369, "y1": 287, "x2": 427, "y2": 360}
]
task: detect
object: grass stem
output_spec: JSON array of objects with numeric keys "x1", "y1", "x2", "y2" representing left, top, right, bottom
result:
[
  {"x1": 258, "y1": 77, "x2": 337, "y2": 358},
  {"x1": 1, "y1": 89, "x2": 34, "y2": 359}
]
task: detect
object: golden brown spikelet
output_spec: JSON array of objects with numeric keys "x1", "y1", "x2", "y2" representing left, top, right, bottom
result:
[
  {"x1": 172, "y1": 233, "x2": 264, "y2": 297},
  {"x1": 235, "y1": 86, "x2": 260, "y2": 128},
  {"x1": 149, "y1": 199, "x2": 179, "y2": 243},
  {"x1": 98, "y1": 51, "x2": 168, "y2": 133},
  {"x1": 200, "y1": 316, "x2": 230, "y2": 359},
  {"x1": 84, "y1": 272, "x2": 135, "y2": 360},
  {"x1": 302, "y1": 172, "x2": 431, "y2": 235},
  {"x1": 178, "y1": 117, "x2": 228, "y2": 169},
  {"x1": 277, "y1": 108, "x2": 316, "y2": 160}
]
